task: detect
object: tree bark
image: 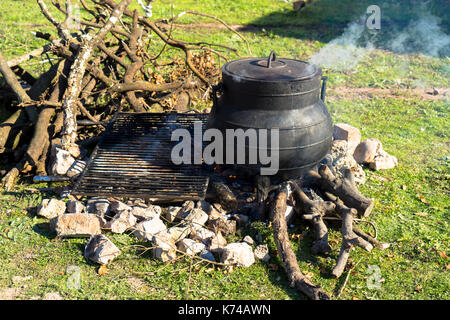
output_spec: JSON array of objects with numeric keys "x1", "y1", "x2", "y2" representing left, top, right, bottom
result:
[{"x1": 270, "y1": 183, "x2": 330, "y2": 300}]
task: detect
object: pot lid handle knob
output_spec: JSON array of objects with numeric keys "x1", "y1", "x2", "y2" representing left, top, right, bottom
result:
[{"x1": 267, "y1": 51, "x2": 276, "y2": 68}]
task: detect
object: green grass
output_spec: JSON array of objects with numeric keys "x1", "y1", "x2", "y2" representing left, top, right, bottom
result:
[{"x1": 0, "y1": 0, "x2": 449, "y2": 300}]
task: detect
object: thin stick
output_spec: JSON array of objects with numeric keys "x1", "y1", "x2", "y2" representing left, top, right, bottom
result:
[{"x1": 335, "y1": 258, "x2": 362, "y2": 298}]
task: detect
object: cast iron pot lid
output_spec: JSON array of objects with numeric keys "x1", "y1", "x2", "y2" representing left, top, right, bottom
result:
[{"x1": 222, "y1": 51, "x2": 320, "y2": 82}]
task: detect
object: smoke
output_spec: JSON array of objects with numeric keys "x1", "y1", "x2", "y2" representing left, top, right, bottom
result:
[
  {"x1": 309, "y1": 2, "x2": 449, "y2": 72},
  {"x1": 387, "y1": 10, "x2": 450, "y2": 58},
  {"x1": 310, "y1": 17, "x2": 374, "y2": 72}
]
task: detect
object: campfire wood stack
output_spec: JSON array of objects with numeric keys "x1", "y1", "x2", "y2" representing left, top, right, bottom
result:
[{"x1": 0, "y1": 0, "x2": 245, "y2": 190}]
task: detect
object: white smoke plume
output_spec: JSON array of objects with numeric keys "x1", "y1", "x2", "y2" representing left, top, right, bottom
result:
[{"x1": 309, "y1": 3, "x2": 449, "y2": 72}]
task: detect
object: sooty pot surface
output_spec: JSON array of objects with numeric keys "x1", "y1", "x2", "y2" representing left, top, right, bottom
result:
[{"x1": 207, "y1": 51, "x2": 333, "y2": 180}]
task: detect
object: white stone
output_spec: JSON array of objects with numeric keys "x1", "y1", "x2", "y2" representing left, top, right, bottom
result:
[
  {"x1": 221, "y1": 242, "x2": 255, "y2": 268},
  {"x1": 369, "y1": 150, "x2": 398, "y2": 170},
  {"x1": 109, "y1": 200, "x2": 132, "y2": 214},
  {"x1": 50, "y1": 147, "x2": 75, "y2": 176},
  {"x1": 164, "y1": 206, "x2": 181, "y2": 222},
  {"x1": 208, "y1": 231, "x2": 227, "y2": 253},
  {"x1": 184, "y1": 208, "x2": 208, "y2": 226},
  {"x1": 55, "y1": 213, "x2": 101, "y2": 237},
  {"x1": 333, "y1": 123, "x2": 361, "y2": 153},
  {"x1": 176, "y1": 200, "x2": 196, "y2": 220},
  {"x1": 131, "y1": 204, "x2": 161, "y2": 221},
  {"x1": 177, "y1": 238, "x2": 206, "y2": 255},
  {"x1": 133, "y1": 217, "x2": 167, "y2": 241},
  {"x1": 254, "y1": 244, "x2": 270, "y2": 262},
  {"x1": 152, "y1": 231, "x2": 177, "y2": 262},
  {"x1": 197, "y1": 200, "x2": 211, "y2": 213},
  {"x1": 66, "y1": 200, "x2": 85, "y2": 214},
  {"x1": 330, "y1": 140, "x2": 366, "y2": 184},
  {"x1": 84, "y1": 234, "x2": 121, "y2": 265},
  {"x1": 107, "y1": 210, "x2": 137, "y2": 234},
  {"x1": 87, "y1": 197, "x2": 110, "y2": 217},
  {"x1": 189, "y1": 225, "x2": 215, "y2": 242},
  {"x1": 353, "y1": 138, "x2": 382, "y2": 164},
  {"x1": 167, "y1": 225, "x2": 191, "y2": 242},
  {"x1": 37, "y1": 199, "x2": 66, "y2": 219}
]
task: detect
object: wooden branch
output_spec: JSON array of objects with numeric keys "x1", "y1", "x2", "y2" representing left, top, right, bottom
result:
[
  {"x1": 101, "y1": 0, "x2": 211, "y2": 85},
  {"x1": 36, "y1": 0, "x2": 72, "y2": 41},
  {"x1": 0, "y1": 52, "x2": 32, "y2": 105},
  {"x1": 7, "y1": 45, "x2": 52, "y2": 68},
  {"x1": 291, "y1": 181, "x2": 335, "y2": 254},
  {"x1": 26, "y1": 60, "x2": 70, "y2": 166},
  {"x1": 168, "y1": 10, "x2": 252, "y2": 56},
  {"x1": 110, "y1": 80, "x2": 186, "y2": 93},
  {"x1": 0, "y1": 110, "x2": 27, "y2": 151},
  {"x1": 271, "y1": 183, "x2": 330, "y2": 300},
  {"x1": 61, "y1": 0, "x2": 132, "y2": 152},
  {"x1": 11, "y1": 66, "x2": 36, "y2": 86},
  {"x1": 331, "y1": 201, "x2": 373, "y2": 278},
  {"x1": 306, "y1": 165, "x2": 374, "y2": 217},
  {"x1": 122, "y1": 10, "x2": 145, "y2": 112}
]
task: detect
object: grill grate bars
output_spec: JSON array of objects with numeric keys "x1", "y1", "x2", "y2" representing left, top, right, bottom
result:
[{"x1": 72, "y1": 112, "x2": 210, "y2": 202}]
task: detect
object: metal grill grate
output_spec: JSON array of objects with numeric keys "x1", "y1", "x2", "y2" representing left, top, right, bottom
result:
[{"x1": 72, "y1": 112, "x2": 210, "y2": 202}]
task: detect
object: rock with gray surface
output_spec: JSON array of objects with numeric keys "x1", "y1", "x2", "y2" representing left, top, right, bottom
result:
[
  {"x1": 353, "y1": 138, "x2": 382, "y2": 164},
  {"x1": 184, "y1": 208, "x2": 208, "y2": 226},
  {"x1": 55, "y1": 213, "x2": 101, "y2": 237},
  {"x1": 131, "y1": 204, "x2": 161, "y2": 221},
  {"x1": 330, "y1": 140, "x2": 366, "y2": 184},
  {"x1": 207, "y1": 231, "x2": 227, "y2": 253},
  {"x1": 109, "y1": 200, "x2": 131, "y2": 214},
  {"x1": 253, "y1": 244, "x2": 270, "y2": 262},
  {"x1": 84, "y1": 234, "x2": 121, "y2": 265},
  {"x1": 333, "y1": 123, "x2": 361, "y2": 153},
  {"x1": 221, "y1": 242, "x2": 255, "y2": 268},
  {"x1": 167, "y1": 225, "x2": 191, "y2": 242},
  {"x1": 177, "y1": 238, "x2": 206, "y2": 255},
  {"x1": 50, "y1": 146, "x2": 75, "y2": 176},
  {"x1": 164, "y1": 206, "x2": 181, "y2": 222},
  {"x1": 243, "y1": 235, "x2": 254, "y2": 246},
  {"x1": 133, "y1": 217, "x2": 167, "y2": 241},
  {"x1": 152, "y1": 231, "x2": 177, "y2": 262},
  {"x1": 37, "y1": 199, "x2": 66, "y2": 219},
  {"x1": 107, "y1": 210, "x2": 137, "y2": 234}
]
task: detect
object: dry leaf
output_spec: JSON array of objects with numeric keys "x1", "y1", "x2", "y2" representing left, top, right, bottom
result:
[
  {"x1": 419, "y1": 197, "x2": 429, "y2": 204},
  {"x1": 415, "y1": 285, "x2": 422, "y2": 292},
  {"x1": 98, "y1": 265, "x2": 108, "y2": 276},
  {"x1": 446, "y1": 264, "x2": 450, "y2": 270},
  {"x1": 438, "y1": 251, "x2": 448, "y2": 259},
  {"x1": 414, "y1": 212, "x2": 428, "y2": 217}
]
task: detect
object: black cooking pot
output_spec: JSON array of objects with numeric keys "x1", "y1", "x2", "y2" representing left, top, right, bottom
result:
[{"x1": 207, "y1": 51, "x2": 333, "y2": 179}]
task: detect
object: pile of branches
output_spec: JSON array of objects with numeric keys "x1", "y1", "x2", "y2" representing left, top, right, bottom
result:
[
  {"x1": 269, "y1": 165, "x2": 388, "y2": 300},
  {"x1": 0, "y1": 0, "x2": 245, "y2": 190}
]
